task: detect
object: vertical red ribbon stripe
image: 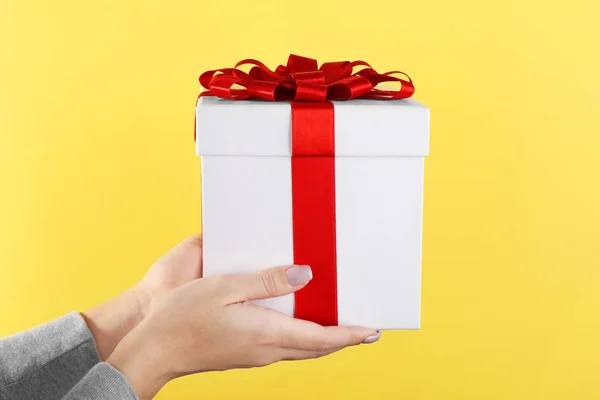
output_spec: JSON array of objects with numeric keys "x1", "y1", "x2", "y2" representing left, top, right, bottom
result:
[{"x1": 291, "y1": 101, "x2": 338, "y2": 326}]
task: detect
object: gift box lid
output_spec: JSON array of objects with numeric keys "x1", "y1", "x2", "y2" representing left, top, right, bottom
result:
[{"x1": 195, "y1": 96, "x2": 429, "y2": 157}]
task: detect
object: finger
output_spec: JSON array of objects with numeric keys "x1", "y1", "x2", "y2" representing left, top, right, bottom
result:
[
  {"x1": 280, "y1": 346, "x2": 344, "y2": 361},
  {"x1": 169, "y1": 234, "x2": 203, "y2": 255},
  {"x1": 224, "y1": 265, "x2": 313, "y2": 303},
  {"x1": 276, "y1": 316, "x2": 380, "y2": 351},
  {"x1": 156, "y1": 234, "x2": 203, "y2": 272}
]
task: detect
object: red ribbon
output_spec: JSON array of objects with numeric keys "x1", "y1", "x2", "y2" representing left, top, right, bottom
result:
[
  {"x1": 197, "y1": 55, "x2": 415, "y2": 326},
  {"x1": 290, "y1": 101, "x2": 338, "y2": 326},
  {"x1": 198, "y1": 54, "x2": 414, "y2": 102}
]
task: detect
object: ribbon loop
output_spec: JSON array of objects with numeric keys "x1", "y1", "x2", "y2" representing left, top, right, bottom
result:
[
  {"x1": 295, "y1": 81, "x2": 328, "y2": 102},
  {"x1": 328, "y1": 76, "x2": 373, "y2": 100},
  {"x1": 287, "y1": 54, "x2": 319, "y2": 74},
  {"x1": 292, "y1": 70, "x2": 326, "y2": 85},
  {"x1": 320, "y1": 61, "x2": 353, "y2": 83}
]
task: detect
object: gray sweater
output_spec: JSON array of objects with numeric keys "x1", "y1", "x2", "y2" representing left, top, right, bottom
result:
[{"x1": 0, "y1": 312, "x2": 138, "y2": 400}]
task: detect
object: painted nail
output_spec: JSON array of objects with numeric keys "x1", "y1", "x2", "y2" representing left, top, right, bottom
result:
[
  {"x1": 286, "y1": 265, "x2": 312, "y2": 286},
  {"x1": 362, "y1": 331, "x2": 382, "y2": 344}
]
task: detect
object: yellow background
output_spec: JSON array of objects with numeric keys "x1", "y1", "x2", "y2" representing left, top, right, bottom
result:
[{"x1": 1, "y1": 0, "x2": 599, "y2": 398}]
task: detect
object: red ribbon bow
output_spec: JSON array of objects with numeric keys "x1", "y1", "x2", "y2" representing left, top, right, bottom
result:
[{"x1": 199, "y1": 54, "x2": 415, "y2": 102}]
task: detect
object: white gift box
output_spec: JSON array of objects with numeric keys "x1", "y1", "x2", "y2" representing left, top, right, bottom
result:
[{"x1": 196, "y1": 96, "x2": 429, "y2": 329}]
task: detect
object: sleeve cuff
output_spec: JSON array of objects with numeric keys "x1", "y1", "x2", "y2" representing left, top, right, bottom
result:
[
  {"x1": 62, "y1": 362, "x2": 139, "y2": 400},
  {"x1": 0, "y1": 312, "x2": 101, "y2": 398},
  {"x1": 0, "y1": 311, "x2": 99, "y2": 383}
]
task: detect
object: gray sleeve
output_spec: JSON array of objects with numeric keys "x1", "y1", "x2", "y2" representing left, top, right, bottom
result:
[
  {"x1": 61, "y1": 363, "x2": 138, "y2": 400},
  {"x1": 0, "y1": 312, "x2": 100, "y2": 400}
]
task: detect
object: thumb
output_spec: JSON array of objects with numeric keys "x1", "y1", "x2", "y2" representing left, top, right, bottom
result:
[{"x1": 230, "y1": 265, "x2": 313, "y2": 303}]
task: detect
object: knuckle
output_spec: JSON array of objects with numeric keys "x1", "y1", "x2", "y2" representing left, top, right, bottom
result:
[
  {"x1": 341, "y1": 330, "x2": 358, "y2": 345},
  {"x1": 258, "y1": 271, "x2": 280, "y2": 298},
  {"x1": 180, "y1": 234, "x2": 203, "y2": 250},
  {"x1": 186, "y1": 233, "x2": 202, "y2": 243},
  {"x1": 348, "y1": 330, "x2": 365, "y2": 345}
]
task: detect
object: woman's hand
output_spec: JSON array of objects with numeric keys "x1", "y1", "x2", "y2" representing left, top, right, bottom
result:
[
  {"x1": 81, "y1": 235, "x2": 204, "y2": 360},
  {"x1": 136, "y1": 235, "x2": 204, "y2": 315},
  {"x1": 107, "y1": 265, "x2": 380, "y2": 400}
]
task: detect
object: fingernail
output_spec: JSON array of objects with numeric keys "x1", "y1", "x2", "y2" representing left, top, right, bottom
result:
[
  {"x1": 362, "y1": 331, "x2": 381, "y2": 344},
  {"x1": 286, "y1": 265, "x2": 312, "y2": 286}
]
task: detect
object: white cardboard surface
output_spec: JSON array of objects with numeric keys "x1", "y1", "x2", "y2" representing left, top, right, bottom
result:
[
  {"x1": 198, "y1": 98, "x2": 429, "y2": 329},
  {"x1": 196, "y1": 96, "x2": 430, "y2": 157},
  {"x1": 335, "y1": 157, "x2": 423, "y2": 328},
  {"x1": 201, "y1": 155, "x2": 295, "y2": 317}
]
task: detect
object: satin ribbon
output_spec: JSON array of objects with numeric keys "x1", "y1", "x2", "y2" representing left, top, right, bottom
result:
[
  {"x1": 198, "y1": 54, "x2": 414, "y2": 102},
  {"x1": 290, "y1": 101, "x2": 338, "y2": 326},
  {"x1": 197, "y1": 55, "x2": 415, "y2": 326}
]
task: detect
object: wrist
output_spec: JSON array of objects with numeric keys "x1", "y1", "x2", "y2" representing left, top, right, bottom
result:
[
  {"x1": 107, "y1": 324, "x2": 170, "y2": 400},
  {"x1": 131, "y1": 282, "x2": 153, "y2": 318},
  {"x1": 82, "y1": 286, "x2": 146, "y2": 361}
]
